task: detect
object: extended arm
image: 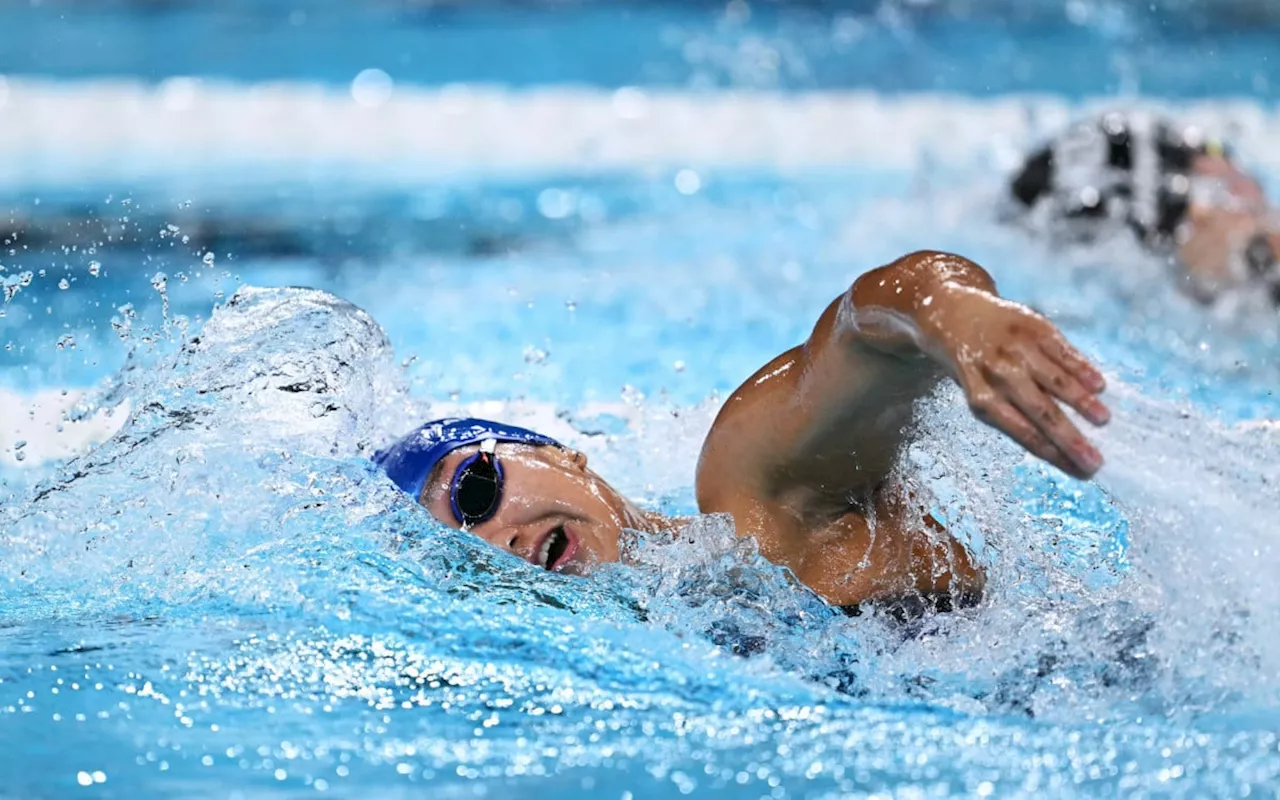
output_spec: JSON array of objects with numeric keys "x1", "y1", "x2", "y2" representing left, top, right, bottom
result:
[
  {"x1": 696, "y1": 251, "x2": 1110, "y2": 606},
  {"x1": 698, "y1": 250, "x2": 1108, "y2": 513}
]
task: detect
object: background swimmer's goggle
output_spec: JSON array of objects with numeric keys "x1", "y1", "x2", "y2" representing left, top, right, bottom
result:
[
  {"x1": 1242, "y1": 232, "x2": 1280, "y2": 306},
  {"x1": 450, "y1": 438, "x2": 504, "y2": 528},
  {"x1": 1245, "y1": 233, "x2": 1277, "y2": 275}
]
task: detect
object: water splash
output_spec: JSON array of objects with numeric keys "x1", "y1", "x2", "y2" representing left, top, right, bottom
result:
[
  {"x1": 3, "y1": 286, "x2": 1279, "y2": 797},
  {"x1": 2, "y1": 269, "x2": 32, "y2": 302}
]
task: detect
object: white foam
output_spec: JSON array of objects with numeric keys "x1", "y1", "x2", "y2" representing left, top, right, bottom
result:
[
  {"x1": 0, "y1": 388, "x2": 129, "y2": 467},
  {"x1": 3, "y1": 78, "x2": 1280, "y2": 187}
]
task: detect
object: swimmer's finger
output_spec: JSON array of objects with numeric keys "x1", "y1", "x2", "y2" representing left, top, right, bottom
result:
[
  {"x1": 984, "y1": 363, "x2": 1101, "y2": 478},
  {"x1": 1028, "y1": 353, "x2": 1111, "y2": 427},
  {"x1": 969, "y1": 392, "x2": 1080, "y2": 478},
  {"x1": 1039, "y1": 333, "x2": 1106, "y2": 394},
  {"x1": 1003, "y1": 373, "x2": 1103, "y2": 479}
]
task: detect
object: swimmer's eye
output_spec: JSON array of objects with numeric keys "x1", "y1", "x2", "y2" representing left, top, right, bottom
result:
[{"x1": 450, "y1": 447, "x2": 504, "y2": 528}]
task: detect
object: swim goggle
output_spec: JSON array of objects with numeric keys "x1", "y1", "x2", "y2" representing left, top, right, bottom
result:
[
  {"x1": 1244, "y1": 232, "x2": 1277, "y2": 276},
  {"x1": 450, "y1": 438, "x2": 504, "y2": 528},
  {"x1": 1241, "y1": 232, "x2": 1280, "y2": 306}
]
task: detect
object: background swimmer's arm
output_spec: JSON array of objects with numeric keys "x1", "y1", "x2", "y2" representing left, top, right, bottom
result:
[{"x1": 697, "y1": 250, "x2": 1110, "y2": 517}]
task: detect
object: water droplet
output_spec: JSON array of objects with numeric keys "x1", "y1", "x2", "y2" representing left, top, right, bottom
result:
[
  {"x1": 58, "y1": 278, "x2": 69, "y2": 290},
  {"x1": 523, "y1": 346, "x2": 549, "y2": 365},
  {"x1": 56, "y1": 334, "x2": 76, "y2": 351},
  {"x1": 2, "y1": 271, "x2": 33, "y2": 302},
  {"x1": 621, "y1": 384, "x2": 645, "y2": 406},
  {"x1": 150, "y1": 272, "x2": 168, "y2": 292},
  {"x1": 351, "y1": 68, "x2": 393, "y2": 108},
  {"x1": 202, "y1": 252, "x2": 216, "y2": 266},
  {"x1": 675, "y1": 169, "x2": 702, "y2": 195},
  {"x1": 111, "y1": 303, "x2": 135, "y2": 341},
  {"x1": 564, "y1": 300, "x2": 577, "y2": 312},
  {"x1": 88, "y1": 261, "x2": 102, "y2": 277},
  {"x1": 673, "y1": 360, "x2": 686, "y2": 373},
  {"x1": 537, "y1": 188, "x2": 575, "y2": 220}
]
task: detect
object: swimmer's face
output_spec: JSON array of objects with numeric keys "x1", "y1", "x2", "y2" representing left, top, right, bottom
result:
[
  {"x1": 1191, "y1": 154, "x2": 1267, "y2": 212},
  {"x1": 420, "y1": 444, "x2": 641, "y2": 575}
]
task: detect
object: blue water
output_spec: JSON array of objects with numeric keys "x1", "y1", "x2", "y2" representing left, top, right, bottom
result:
[
  {"x1": 4, "y1": 3, "x2": 1280, "y2": 798},
  {"x1": 4, "y1": 0, "x2": 1280, "y2": 97}
]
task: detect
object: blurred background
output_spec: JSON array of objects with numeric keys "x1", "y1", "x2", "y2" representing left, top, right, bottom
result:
[{"x1": 3, "y1": 0, "x2": 1279, "y2": 410}]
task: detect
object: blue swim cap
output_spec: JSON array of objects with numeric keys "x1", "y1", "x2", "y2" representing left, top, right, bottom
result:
[{"x1": 373, "y1": 417, "x2": 561, "y2": 501}]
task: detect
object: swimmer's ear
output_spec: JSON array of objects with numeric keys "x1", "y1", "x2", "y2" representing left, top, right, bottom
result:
[{"x1": 567, "y1": 448, "x2": 589, "y2": 470}]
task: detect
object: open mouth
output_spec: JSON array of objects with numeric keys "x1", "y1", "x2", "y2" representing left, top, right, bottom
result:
[{"x1": 536, "y1": 525, "x2": 576, "y2": 571}]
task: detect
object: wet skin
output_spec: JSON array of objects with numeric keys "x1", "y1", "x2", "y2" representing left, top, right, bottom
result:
[
  {"x1": 1177, "y1": 154, "x2": 1280, "y2": 299},
  {"x1": 418, "y1": 251, "x2": 1111, "y2": 609},
  {"x1": 420, "y1": 443, "x2": 669, "y2": 576}
]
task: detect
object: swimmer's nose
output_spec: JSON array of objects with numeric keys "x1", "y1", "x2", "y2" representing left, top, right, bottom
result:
[{"x1": 480, "y1": 528, "x2": 538, "y2": 564}]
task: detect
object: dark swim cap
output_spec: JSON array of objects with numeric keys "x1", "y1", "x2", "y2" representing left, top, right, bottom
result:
[{"x1": 373, "y1": 418, "x2": 560, "y2": 501}]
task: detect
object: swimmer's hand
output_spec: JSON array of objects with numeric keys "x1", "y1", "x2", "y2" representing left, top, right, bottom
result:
[{"x1": 918, "y1": 282, "x2": 1110, "y2": 479}]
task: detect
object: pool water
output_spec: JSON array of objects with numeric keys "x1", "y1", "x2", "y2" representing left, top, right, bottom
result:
[{"x1": 3, "y1": 2, "x2": 1280, "y2": 798}]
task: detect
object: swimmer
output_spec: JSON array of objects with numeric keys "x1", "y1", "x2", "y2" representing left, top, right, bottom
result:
[
  {"x1": 376, "y1": 251, "x2": 1110, "y2": 613},
  {"x1": 1009, "y1": 111, "x2": 1280, "y2": 305}
]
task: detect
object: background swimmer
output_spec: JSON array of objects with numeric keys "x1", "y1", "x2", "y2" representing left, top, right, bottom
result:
[
  {"x1": 377, "y1": 250, "x2": 1111, "y2": 614},
  {"x1": 1009, "y1": 111, "x2": 1280, "y2": 305}
]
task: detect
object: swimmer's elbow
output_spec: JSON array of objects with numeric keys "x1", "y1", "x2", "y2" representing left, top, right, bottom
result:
[{"x1": 846, "y1": 251, "x2": 997, "y2": 324}]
